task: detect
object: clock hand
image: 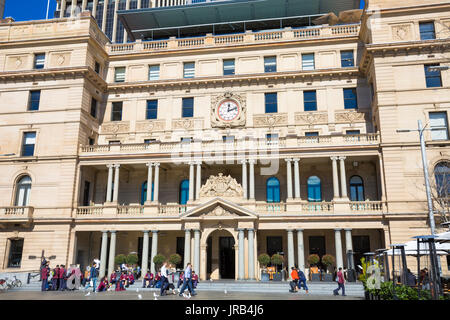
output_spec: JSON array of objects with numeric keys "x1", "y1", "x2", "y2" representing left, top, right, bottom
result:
[{"x1": 228, "y1": 106, "x2": 238, "y2": 112}]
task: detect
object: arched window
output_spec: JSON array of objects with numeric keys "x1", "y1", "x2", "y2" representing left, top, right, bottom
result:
[
  {"x1": 15, "y1": 176, "x2": 31, "y2": 206},
  {"x1": 307, "y1": 176, "x2": 322, "y2": 202},
  {"x1": 266, "y1": 177, "x2": 280, "y2": 203},
  {"x1": 434, "y1": 162, "x2": 450, "y2": 198},
  {"x1": 140, "y1": 181, "x2": 154, "y2": 205},
  {"x1": 179, "y1": 179, "x2": 189, "y2": 205},
  {"x1": 349, "y1": 176, "x2": 365, "y2": 201}
]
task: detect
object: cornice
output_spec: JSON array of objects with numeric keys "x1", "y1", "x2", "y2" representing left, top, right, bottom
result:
[
  {"x1": 107, "y1": 67, "x2": 360, "y2": 93},
  {"x1": 0, "y1": 66, "x2": 108, "y2": 92}
]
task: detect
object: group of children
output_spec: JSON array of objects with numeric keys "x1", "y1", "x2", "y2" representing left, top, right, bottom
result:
[
  {"x1": 40, "y1": 259, "x2": 79, "y2": 291},
  {"x1": 142, "y1": 269, "x2": 199, "y2": 289}
]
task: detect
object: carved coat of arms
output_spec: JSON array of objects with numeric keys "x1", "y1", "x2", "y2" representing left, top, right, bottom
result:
[{"x1": 199, "y1": 173, "x2": 244, "y2": 197}]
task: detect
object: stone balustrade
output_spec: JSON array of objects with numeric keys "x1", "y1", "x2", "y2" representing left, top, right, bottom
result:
[
  {"x1": 0, "y1": 206, "x2": 34, "y2": 222},
  {"x1": 106, "y1": 24, "x2": 360, "y2": 55},
  {"x1": 348, "y1": 201, "x2": 385, "y2": 213}
]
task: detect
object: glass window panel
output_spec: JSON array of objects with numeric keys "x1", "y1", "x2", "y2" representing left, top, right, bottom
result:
[
  {"x1": 264, "y1": 56, "x2": 277, "y2": 73},
  {"x1": 184, "y1": 62, "x2": 195, "y2": 78},
  {"x1": 180, "y1": 180, "x2": 189, "y2": 204},
  {"x1": 265, "y1": 93, "x2": 277, "y2": 113},
  {"x1": 307, "y1": 176, "x2": 321, "y2": 202},
  {"x1": 8, "y1": 239, "x2": 24, "y2": 268},
  {"x1": 343, "y1": 88, "x2": 358, "y2": 109},
  {"x1": 182, "y1": 98, "x2": 194, "y2": 118},
  {"x1": 341, "y1": 50, "x2": 354, "y2": 67},
  {"x1": 34, "y1": 54, "x2": 45, "y2": 69},
  {"x1": 430, "y1": 112, "x2": 449, "y2": 141},
  {"x1": 149, "y1": 65, "x2": 160, "y2": 80},
  {"x1": 90, "y1": 97, "x2": 97, "y2": 118},
  {"x1": 303, "y1": 90, "x2": 317, "y2": 111},
  {"x1": 28, "y1": 91, "x2": 41, "y2": 111},
  {"x1": 223, "y1": 59, "x2": 235, "y2": 75},
  {"x1": 146, "y1": 100, "x2": 158, "y2": 119},
  {"x1": 111, "y1": 102, "x2": 123, "y2": 121},
  {"x1": 424, "y1": 64, "x2": 442, "y2": 88},
  {"x1": 419, "y1": 22, "x2": 436, "y2": 40},
  {"x1": 302, "y1": 53, "x2": 315, "y2": 70},
  {"x1": 114, "y1": 67, "x2": 126, "y2": 82}
]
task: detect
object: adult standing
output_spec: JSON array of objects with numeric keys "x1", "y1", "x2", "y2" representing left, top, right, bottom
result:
[
  {"x1": 179, "y1": 263, "x2": 197, "y2": 297},
  {"x1": 89, "y1": 262, "x2": 99, "y2": 292},
  {"x1": 41, "y1": 262, "x2": 49, "y2": 291},
  {"x1": 160, "y1": 261, "x2": 169, "y2": 296},
  {"x1": 58, "y1": 264, "x2": 66, "y2": 291},
  {"x1": 52, "y1": 265, "x2": 60, "y2": 290},
  {"x1": 289, "y1": 267, "x2": 299, "y2": 293},
  {"x1": 333, "y1": 267, "x2": 346, "y2": 296}
]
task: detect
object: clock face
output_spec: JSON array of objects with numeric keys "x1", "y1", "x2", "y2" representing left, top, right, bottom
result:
[{"x1": 217, "y1": 100, "x2": 240, "y2": 122}]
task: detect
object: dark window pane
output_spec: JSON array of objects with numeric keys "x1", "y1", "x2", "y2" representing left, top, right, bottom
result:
[
  {"x1": 265, "y1": 93, "x2": 277, "y2": 113},
  {"x1": 111, "y1": 102, "x2": 123, "y2": 121},
  {"x1": 90, "y1": 98, "x2": 97, "y2": 118},
  {"x1": 264, "y1": 56, "x2": 277, "y2": 73},
  {"x1": 182, "y1": 98, "x2": 194, "y2": 118},
  {"x1": 341, "y1": 50, "x2": 354, "y2": 67},
  {"x1": 424, "y1": 65, "x2": 442, "y2": 88},
  {"x1": 305, "y1": 132, "x2": 319, "y2": 136},
  {"x1": 22, "y1": 132, "x2": 36, "y2": 157},
  {"x1": 304, "y1": 90, "x2": 317, "y2": 111},
  {"x1": 28, "y1": 91, "x2": 40, "y2": 111},
  {"x1": 223, "y1": 59, "x2": 235, "y2": 75},
  {"x1": 8, "y1": 239, "x2": 24, "y2": 268},
  {"x1": 346, "y1": 130, "x2": 360, "y2": 135},
  {"x1": 344, "y1": 88, "x2": 358, "y2": 109},
  {"x1": 146, "y1": 100, "x2": 158, "y2": 119},
  {"x1": 419, "y1": 22, "x2": 435, "y2": 40},
  {"x1": 34, "y1": 54, "x2": 45, "y2": 69}
]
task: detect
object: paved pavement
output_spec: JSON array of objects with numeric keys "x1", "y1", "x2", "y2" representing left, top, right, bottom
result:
[{"x1": 0, "y1": 290, "x2": 362, "y2": 300}]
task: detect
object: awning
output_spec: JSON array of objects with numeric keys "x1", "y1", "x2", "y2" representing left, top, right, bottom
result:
[
  {"x1": 385, "y1": 232, "x2": 450, "y2": 256},
  {"x1": 118, "y1": 0, "x2": 360, "y2": 40}
]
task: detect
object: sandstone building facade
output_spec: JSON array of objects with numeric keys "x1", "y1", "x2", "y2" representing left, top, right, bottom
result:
[{"x1": 0, "y1": 0, "x2": 449, "y2": 281}]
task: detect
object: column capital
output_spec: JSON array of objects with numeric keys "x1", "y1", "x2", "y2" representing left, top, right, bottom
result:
[
  {"x1": 286, "y1": 229, "x2": 294, "y2": 233},
  {"x1": 114, "y1": 164, "x2": 121, "y2": 169},
  {"x1": 184, "y1": 228, "x2": 191, "y2": 232},
  {"x1": 240, "y1": 159, "x2": 247, "y2": 164},
  {"x1": 107, "y1": 164, "x2": 115, "y2": 169},
  {"x1": 334, "y1": 228, "x2": 342, "y2": 232},
  {"x1": 151, "y1": 230, "x2": 159, "y2": 234},
  {"x1": 236, "y1": 228, "x2": 245, "y2": 232},
  {"x1": 143, "y1": 230, "x2": 150, "y2": 234},
  {"x1": 292, "y1": 158, "x2": 300, "y2": 162},
  {"x1": 338, "y1": 156, "x2": 347, "y2": 161},
  {"x1": 344, "y1": 228, "x2": 352, "y2": 232},
  {"x1": 192, "y1": 229, "x2": 201, "y2": 233},
  {"x1": 110, "y1": 230, "x2": 117, "y2": 234},
  {"x1": 146, "y1": 162, "x2": 153, "y2": 167},
  {"x1": 102, "y1": 230, "x2": 109, "y2": 234},
  {"x1": 296, "y1": 228, "x2": 304, "y2": 232},
  {"x1": 247, "y1": 228, "x2": 255, "y2": 232},
  {"x1": 195, "y1": 161, "x2": 202, "y2": 166},
  {"x1": 285, "y1": 158, "x2": 293, "y2": 163},
  {"x1": 153, "y1": 162, "x2": 160, "y2": 167},
  {"x1": 330, "y1": 156, "x2": 339, "y2": 161},
  {"x1": 248, "y1": 159, "x2": 256, "y2": 164}
]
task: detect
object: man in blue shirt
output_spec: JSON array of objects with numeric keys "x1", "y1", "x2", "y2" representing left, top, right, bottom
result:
[{"x1": 179, "y1": 263, "x2": 197, "y2": 297}]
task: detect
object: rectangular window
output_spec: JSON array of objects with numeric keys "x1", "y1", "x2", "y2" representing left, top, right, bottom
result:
[
  {"x1": 114, "y1": 67, "x2": 126, "y2": 82},
  {"x1": 149, "y1": 65, "x2": 160, "y2": 80},
  {"x1": 341, "y1": 50, "x2": 355, "y2": 67},
  {"x1": 223, "y1": 59, "x2": 235, "y2": 75},
  {"x1": 82, "y1": 181, "x2": 90, "y2": 207},
  {"x1": 302, "y1": 53, "x2": 315, "y2": 70},
  {"x1": 109, "y1": 140, "x2": 121, "y2": 145},
  {"x1": 146, "y1": 100, "x2": 158, "y2": 120},
  {"x1": 303, "y1": 90, "x2": 317, "y2": 111},
  {"x1": 182, "y1": 97, "x2": 194, "y2": 118},
  {"x1": 34, "y1": 53, "x2": 45, "y2": 69},
  {"x1": 88, "y1": 137, "x2": 95, "y2": 145},
  {"x1": 222, "y1": 135, "x2": 235, "y2": 143},
  {"x1": 181, "y1": 137, "x2": 192, "y2": 144},
  {"x1": 111, "y1": 102, "x2": 123, "y2": 121},
  {"x1": 8, "y1": 239, "x2": 24, "y2": 268},
  {"x1": 21, "y1": 132, "x2": 36, "y2": 157},
  {"x1": 90, "y1": 97, "x2": 97, "y2": 118},
  {"x1": 419, "y1": 22, "x2": 436, "y2": 40},
  {"x1": 265, "y1": 93, "x2": 277, "y2": 113},
  {"x1": 28, "y1": 90, "x2": 41, "y2": 111},
  {"x1": 429, "y1": 112, "x2": 449, "y2": 141},
  {"x1": 264, "y1": 56, "x2": 277, "y2": 73},
  {"x1": 144, "y1": 139, "x2": 156, "y2": 144},
  {"x1": 343, "y1": 88, "x2": 358, "y2": 109},
  {"x1": 424, "y1": 64, "x2": 442, "y2": 88},
  {"x1": 95, "y1": 61, "x2": 101, "y2": 74},
  {"x1": 266, "y1": 236, "x2": 282, "y2": 257},
  {"x1": 266, "y1": 133, "x2": 279, "y2": 145},
  {"x1": 346, "y1": 130, "x2": 361, "y2": 135},
  {"x1": 305, "y1": 132, "x2": 319, "y2": 136},
  {"x1": 183, "y1": 62, "x2": 195, "y2": 78}
]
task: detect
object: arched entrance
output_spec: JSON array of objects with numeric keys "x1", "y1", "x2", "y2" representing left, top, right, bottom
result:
[{"x1": 206, "y1": 229, "x2": 235, "y2": 280}]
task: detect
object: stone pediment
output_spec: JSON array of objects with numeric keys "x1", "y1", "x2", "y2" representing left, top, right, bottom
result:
[
  {"x1": 199, "y1": 173, "x2": 243, "y2": 198},
  {"x1": 181, "y1": 198, "x2": 257, "y2": 219}
]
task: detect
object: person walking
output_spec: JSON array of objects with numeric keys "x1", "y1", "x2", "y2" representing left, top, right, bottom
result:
[
  {"x1": 333, "y1": 267, "x2": 346, "y2": 296},
  {"x1": 289, "y1": 267, "x2": 299, "y2": 293},
  {"x1": 87, "y1": 262, "x2": 99, "y2": 292},
  {"x1": 297, "y1": 268, "x2": 309, "y2": 293},
  {"x1": 160, "y1": 261, "x2": 169, "y2": 296},
  {"x1": 179, "y1": 263, "x2": 197, "y2": 297}
]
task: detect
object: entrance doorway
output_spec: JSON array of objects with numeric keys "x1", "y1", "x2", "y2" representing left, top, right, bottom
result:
[{"x1": 219, "y1": 237, "x2": 235, "y2": 279}]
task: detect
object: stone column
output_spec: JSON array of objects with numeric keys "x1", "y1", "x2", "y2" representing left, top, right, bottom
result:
[
  {"x1": 339, "y1": 157, "x2": 348, "y2": 199},
  {"x1": 92, "y1": 0, "x2": 98, "y2": 17},
  {"x1": 111, "y1": 0, "x2": 119, "y2": 42},
  {"x1": 285, "y1": 159, "x2": 293, "y2": 200},
  {"x1": 293, "y1": 158, "x2": 300, "y2": 200},
  {"x1": 287, "y1": 229, "x2": 295, "y2": 277},
  {"x1": 241, "y1": 159, "x2": 248, "y2": 200},
  {"x1": 345, "y1": 228, "x2": 353, "y2": 268},
  {"x1": 141, "y1": 231, "x2": 150, "y2": 277},
  {"x1": 378, "y1": 155, "x2": 387, "y2": 202},
  {"x1": 102, "y1": 0, "x2": 108, "y2": 33},
  {"x1": 296, "y1": 229, "x2": 305, "y2": 271},
  {"x1": 150, "y1": 230, "x2": 158, "y2": 274},
  {"x1": 146, "y1": 162, "x2": 153, "y2": 202},
  {"x1": 82, "y1": 0, "x2": 88, "y2": 11},
  {"x1": 60, "y1": 0, "x2": 67, "y2": 17},
  {"x1": 249, "y1": 160, "x2": 255, "y2": 200},
  {"x1": 99, "y1": 231, "x2": 108, "y2": 278},
  {"x1": 188, "y1": 163, "x2": 195, "y2": 201},
  {"x1": 331, "y1": 156, "x2": 340, "y2": 199},
  {"x1": 247, "y1": 228, "x2": 255, "y2": 280},
  {"x1": 106, "y1": 164, "x2": 114, "y2": 202},
  {"x1": 184, "y1": 229, "x2": 191, "y2": 266},
  {"x1": 153, "y1": 163, "x2": 160, "y2": 203},
  {"x1": 70, "y1": 0, "x2": 76, "y2": 16},
  {"x1": 112, "y1": 164, "x2": 120, "y2": 203},
  {"x1": 195, "y1": 161, "x2": 201, "y2": 200},
  {"x1": 334, "y1": 229, "x2": 344, "y2": 269},
  {"x1": 193, "y1": 229, "x2": 200, "y2": 274},
  {"x1": 107, "y1": 231, "x2": 116, "y2": 276},
  {"x1": 137, "y1": 0, "x2": 142, "y2": 9},
  {"x1": 238, "y1": 229, "x2": 245, "y2": 280}
]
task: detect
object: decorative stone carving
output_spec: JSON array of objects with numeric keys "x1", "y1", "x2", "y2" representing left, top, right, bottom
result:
[
  {"x1": 295, "y1": 112, "x2": 328, "y2": 125},
  {"x1": 136, "y1": 120, "x2": 165, "y2": 132},
  {"x1": 253, "y1": 113, "x2": 287, "y2": 127},
  {"x1": 335, "y1": 111, "x2": 369, "y2": 124},
  {"x1": 15, "y1": 58, "x2": 22, "y2": 68},
  {"x1": 199, "y1": 173, "x2": 244, "y2": 197},
  {"x1": 205, "y1": 206, "x2": 235, "y2": 217},
  {"x1": 101, "y1": 122, "x2": 130, "y2": 134},
  {"x1": 172, "y1": 118, "x2": 203, "y2": 130},
  {"x1": 391, "y1": 24, "x2": 412, "y2": 41},
  {"x1": 211, "y1": 92, "x2": 246, "y2": 128}
]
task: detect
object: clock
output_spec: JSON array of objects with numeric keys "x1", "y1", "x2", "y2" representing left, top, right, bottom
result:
[{"x1": 217, "y1": 100, "x2": 240, "y2": 122}]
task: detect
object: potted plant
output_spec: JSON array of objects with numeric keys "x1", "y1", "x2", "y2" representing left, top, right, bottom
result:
[
  {"x1": 307, "y1": 254, "x2": 321, "y2": 281},
  {"x1": 114, "y1": 254, "x2": 127, "y2": 269},
  {"x1": 258, "y1": 254, "x2": 271, "y2": 281},
  {"x1": 271, "y1": 254, "x2": 284, "y2": 281},
  {"x1": 126, "y1": 253, "x2": 139, "y2": 266},
  {"x1": 321, "y1": 254, "x2": 335, "y2": 282},
  {"x1": 153, "y1": 254, "x2": 166, "y2": 272},
  {"x1": 169, "y1": 253, "x2": 182, "y2": 281}
]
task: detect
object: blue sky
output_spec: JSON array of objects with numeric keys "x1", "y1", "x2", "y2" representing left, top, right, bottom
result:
[
  {"x1": 4, "y1": 0, "x2": 366, "y2": 21},
  {"x1": 4, "y1": 0, "x2": 57, "y2": 21}
]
